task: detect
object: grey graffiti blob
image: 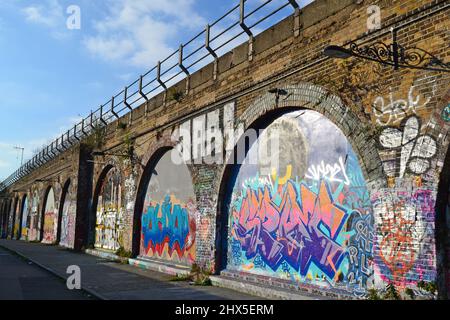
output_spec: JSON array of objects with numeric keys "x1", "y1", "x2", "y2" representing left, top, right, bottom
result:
[{"x1": 379, "y1": 116, "x2": 437, "y2": 178}]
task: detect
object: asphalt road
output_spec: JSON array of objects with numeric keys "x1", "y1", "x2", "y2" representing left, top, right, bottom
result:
[{"x1": 0, "y1": 247, "x2": 94, "y2": 300}]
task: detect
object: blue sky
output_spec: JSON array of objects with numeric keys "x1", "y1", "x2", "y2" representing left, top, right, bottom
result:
[{"x1": 0, "y1": 0, "x2": 314, "y2": 181}]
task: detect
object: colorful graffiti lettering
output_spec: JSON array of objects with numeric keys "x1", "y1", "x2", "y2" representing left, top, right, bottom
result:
[
  {"x1": 139, "y1": 149, "x2": 198, "y2": 266},
  {"x1": 232, "y1": 180, "x2": 349, "y2": 277},
  {"x1": 230, "y1": 178, "x2": 373, "y2": 288},
  {"x1": 226, "y1": 110, "x2": 374, "y2": 295},
  {"x1": 141, "y1": 195, "x2": 196, "y2": 264}
]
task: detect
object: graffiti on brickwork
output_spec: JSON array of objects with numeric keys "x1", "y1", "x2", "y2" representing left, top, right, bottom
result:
[
  {"x1": 226, "y1": 110, "x2": 374, "y2": 295},
  {"x1": 124, "y1": 170, "x2": 137, "y2": 213},
  {"x1": 139, "y1": 150, "x2": 197, "y2": 265},
  {"x1": 442, "y1": 104, "x2": 450, "y2": 122},
  {"x1": 13, "y1": 198, "x2": 20, "y2": 238},
  {"x1": 141, "y1": 195, "x2": 196, "y2": 264},
  {"x1": 42, "y1": 188, "x2": 57, "y2": 244},
  {"x1": 95, "y1": 167, "x2": 124, "y2": 251},
  {"x1": 20, "y1": 196, "x2": 29, "y2": 240},
  {"x1": 372, "y1": 189, "x2": 436, "y2": 288},
  {"x1": 346, "y1": 213, "x2": 374, "y2": 296},
  {"x1": 7, "y1": 200, "x2": 15, "y2": 237},
  {"x1": 95, "y1": 206, "x2": 124, "y2": 250},
  {"x1": 373, "y1": 86, "x2": 431, "y2": 126},
  {"x1": 28, "y1": 191, "x2": 40, "y2": 241},
  {"x1": 379, "y1": 116, "x2": 437, "y2": 178},
  {"x1": 60, "y1": 183, "x2": 76, "y2": 248}
]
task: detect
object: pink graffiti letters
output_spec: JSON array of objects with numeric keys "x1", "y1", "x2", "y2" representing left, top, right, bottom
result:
[{"x1": 232, "y1": 179, "x2": 352, "y2": 279}]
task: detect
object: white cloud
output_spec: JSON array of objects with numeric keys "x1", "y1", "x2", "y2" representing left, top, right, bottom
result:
[
  {"x1": 21, "y1": 0, "x2": 72, "y2": 40},
  {"x1": 84, "y1": 0, "x2": 206, "y2": 69},
  {"x1": 22, "y1": 0, "x2": 64, "y2": 28}
]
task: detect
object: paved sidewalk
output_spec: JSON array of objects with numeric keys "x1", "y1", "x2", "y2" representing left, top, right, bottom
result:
[
  {"x1": 0, "y1": 239, "x2": 259, "y2": 300},
  {"x1": 0, "y1": 247, "x2": 94, "y2": 300}
]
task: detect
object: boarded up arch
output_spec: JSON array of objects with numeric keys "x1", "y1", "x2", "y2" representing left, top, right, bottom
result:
[
  {"x1": 41, "y1": 186, "x2": 57, "y2": 244},
  {"x1": 19, "y1": 194, "x2": 29, "y2": 240},
  {"x1": 9, "y1": 197, "x2": 19, "y2": 239},
  {"x1": 57, "y1": 178, "x2": 76, "y2": 247},
  {"x1": 91, "y1": 164, "x2": 124, "y2": 251},
  {"x1": 132, "y1": 146, "x2": 197, "y2": 266}
]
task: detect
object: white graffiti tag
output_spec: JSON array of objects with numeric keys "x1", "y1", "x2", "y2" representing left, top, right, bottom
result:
[
  {"x1": 379, "y1": 116, "x2": 437, "y2": 178},
  {"x1": 373, "y1": 86, "x2": 431, "y2": 126},
  {"x1": 305, "y1": 156, "x2": 351, "y2": 185}
]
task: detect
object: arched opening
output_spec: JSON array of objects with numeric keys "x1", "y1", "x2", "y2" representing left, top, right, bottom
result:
[
  {"x1": 27, "y1": 190, "x2": 40, "y2": 241},
  {"x1": 40, "y1": 187, "x2": 57, "y2": 244},
  {"x1": 10, "y1": 197, "x2": 18, "y2": 239},
  {"x1": 216, "y1": 108, "x2": 374, "y2": 296},
  {"x1": 435, "y1": 144, "x2": 450, "y2": 299},
  {"x1": 90, "y1": 165, "x2": 124, "y2": 251},
  {"x1": 0, "y1": 200, "x2": 8, "y2": 238},
  {"x1": 19, "y1": 195, "x2": 29, "y2": 240},
  {"x1": 2, "y1": 199, "x2": 14, "y2": 238},
  {"x1": 132, "y1": 147, "x2": 197, "y2": 266},
  {"x1": 57, "y1": 179, "x2": 75, "y2": 247}
]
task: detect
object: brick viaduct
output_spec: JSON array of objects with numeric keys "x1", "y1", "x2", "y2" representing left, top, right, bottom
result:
[{"x1": 1, "y1": 0, "x2": 449, "y2": 299}]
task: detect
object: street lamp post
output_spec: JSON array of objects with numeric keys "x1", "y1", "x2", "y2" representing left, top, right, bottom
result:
[{"x1": 323, "y1": 28, "x2": 450, "y2": 73}]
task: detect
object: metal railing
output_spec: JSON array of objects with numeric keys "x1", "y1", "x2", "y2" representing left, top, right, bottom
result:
[{"x1": 0, "y1": 0, "x2": 302, "y2": 191}]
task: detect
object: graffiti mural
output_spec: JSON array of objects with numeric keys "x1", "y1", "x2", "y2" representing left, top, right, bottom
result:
[
  {"x1": 42, "y1": 188, "x2": 57, "y2": 244},
  {"x1": 60, "y1": 182, "x2": 76, "y2": 248},
  {"x1": 95, "y1": 167, "x2": 124, "y2": 251},
  {"x1": 372, "y1": 188, "x2": 436, "y2": 288},
  {"x1": 226, "y1": 110, "x2": 374, "y2": 295},
  {"x1": 140, "y1": 150, "x2": 197, "y2": 265},
  {"x1": 20, "y1": 196, "x2": 29, "y2": 240}
]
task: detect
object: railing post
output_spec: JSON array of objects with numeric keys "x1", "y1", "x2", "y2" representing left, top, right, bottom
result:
[
  {"x1": 205, "y1": 24, "x2": 218, "y2": 80},
  {"x1": 81, "y1": 118, "x2": 88, "y2": 137},
  {"x1": 73, "y1": 125, "x2": 80, "y2": 142},
  {"x1": 99, "y1": 104, "x2": 108, "y2": 126},
  {"x1": 90, "y1": 110, "x2": 96, "y2": 129},
  {"x1": 49, "y1": 142, "x2": 57, "y2": 157},
  {"x1": 156, "y1": 61, "x2": 167, "y2": 91},
  {"x1": 179, "y1": 44, "x2": 191, "y2": 94},
  {"x1": 139, "y1": 75, "x2": 149, "y2": 116},
  {"x1": 55, "y1": 137, "x2": 63, "y2": 153},
  {"x1": 157, "y1": 61, "x2": 168, "y2": 106},
  {"x1": 239, "y1": 0, "x2": 254, "y2": 61},
  {"x1": 60, "y1": 134, "x2": 67, "y2": 150},
  {"x1": 123, "y1": 87, "x2": 132, "y2": 126}
]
